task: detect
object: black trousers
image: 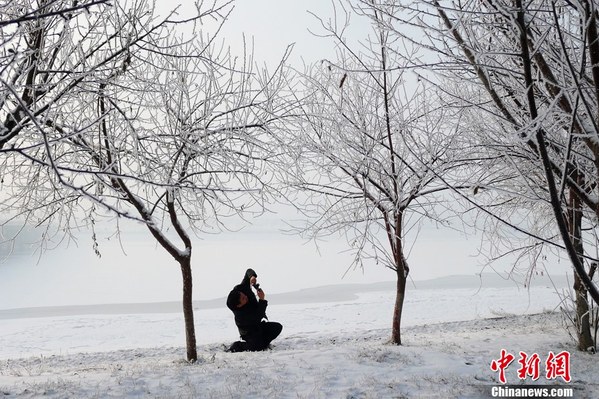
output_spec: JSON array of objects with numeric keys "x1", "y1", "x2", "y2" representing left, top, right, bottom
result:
[{"x1": 231, "y1": 321, "x2": 283, "y2": 352}]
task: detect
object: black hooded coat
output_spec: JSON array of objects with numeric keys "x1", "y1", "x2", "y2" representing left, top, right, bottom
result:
[{"x1": 226, "y1": 268, "x2": 267, "y2": 337}]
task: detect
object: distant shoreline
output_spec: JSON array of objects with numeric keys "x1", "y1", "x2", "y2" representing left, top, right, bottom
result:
[{"x1": 0, "y1": 273, "x2": 569, "y2": 320}]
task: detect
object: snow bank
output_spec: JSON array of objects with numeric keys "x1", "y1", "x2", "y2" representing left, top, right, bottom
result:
[
  {"x1": 0, "y1": 312, "x2": 596, "y2": 398},
  {"x1": 0, "y1": 281, "x2": 596, "y2": 398}
]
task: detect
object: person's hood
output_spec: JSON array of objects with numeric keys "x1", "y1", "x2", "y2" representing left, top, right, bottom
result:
[{"x1": 241, "y1": 268, "x2": 257, "y2": 285}]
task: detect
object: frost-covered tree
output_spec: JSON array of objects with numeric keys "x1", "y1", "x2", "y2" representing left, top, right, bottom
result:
[
  {"x1": 1, "y1": 0, "x2": 289, "y2": 361},
  {"x1": 284, "y1": 1, "x2": 469, "y2": 345},
  {"x1": 375, "y1": 0, "x2": 599, "y2": 350},
  {"x1": 0, "y1": 0, "x2": 181, "y2": 258},
  {"x1": 0, "y1": 0, "x2": 152, "y2": 152}
]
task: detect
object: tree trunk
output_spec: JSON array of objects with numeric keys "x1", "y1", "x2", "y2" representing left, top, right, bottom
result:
[
  {"x1": 391, "y1": 257, "x2": 408, "y2": 345},
  {"x1": 180, "y1": 257, "x2": 198, "y2": 362},
  {"x1": 568, "y1": 185, "x2": 594, "y2": 351},
  {"x1": 574, "y1": 272, "x2": 594, "y2": 351}
]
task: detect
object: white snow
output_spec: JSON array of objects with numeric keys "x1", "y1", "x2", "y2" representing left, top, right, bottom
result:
[{"x1": 0, "y1": 277, "x2": 597, "y2": 398}]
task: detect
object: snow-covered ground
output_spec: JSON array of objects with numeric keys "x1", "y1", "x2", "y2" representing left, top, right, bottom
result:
[{"x1": 0, "y1": 276, "x2": 597, "y2": 398}]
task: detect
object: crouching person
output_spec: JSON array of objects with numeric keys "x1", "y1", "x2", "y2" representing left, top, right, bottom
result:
[{"x1": 225, "y1": 268, "x2": 282, "y2": 352}]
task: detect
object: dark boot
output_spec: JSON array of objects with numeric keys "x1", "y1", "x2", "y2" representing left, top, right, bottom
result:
[{"x1": 225, "y1": 341, "x2": 247, "y2": 353}]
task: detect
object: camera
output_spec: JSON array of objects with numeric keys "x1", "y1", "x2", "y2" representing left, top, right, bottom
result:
[{"x1": 253, "y1": 283, "x2": 262, "y2": 291}]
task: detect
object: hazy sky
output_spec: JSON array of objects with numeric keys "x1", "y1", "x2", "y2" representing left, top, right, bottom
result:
[
  {"x1": 207, "y1": 0, "x2": 341, "y2": 67},
  {"x1": 0, "y1": 1, "x2": 568, "y2": 309}
]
